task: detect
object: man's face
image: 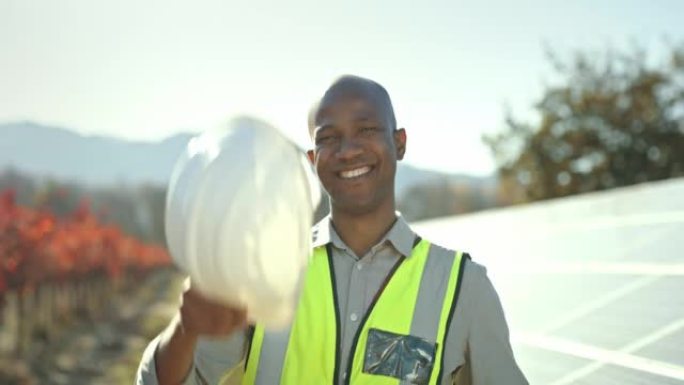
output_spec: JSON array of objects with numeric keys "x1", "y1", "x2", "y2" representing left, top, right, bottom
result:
[{"x1": 308, "y1": 91, "x2": 406, "y2": 215}]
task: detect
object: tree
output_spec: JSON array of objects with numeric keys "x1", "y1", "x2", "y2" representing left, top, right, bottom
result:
[{"x1": 485, "y1": 43, "x2": 684, "y2": 202}]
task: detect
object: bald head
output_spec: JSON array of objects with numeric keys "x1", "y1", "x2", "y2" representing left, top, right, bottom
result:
[{"x1": 308, "y1": 75, "x2": 397, "y2": 137}]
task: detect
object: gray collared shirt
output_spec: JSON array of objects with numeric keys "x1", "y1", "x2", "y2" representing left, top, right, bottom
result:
[{"x1": 136, "y1": 215, "x2": 528, "y2": 385}]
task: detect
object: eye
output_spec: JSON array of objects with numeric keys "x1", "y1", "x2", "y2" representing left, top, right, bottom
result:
[
  {"x1": 315, "y1": 135, "x2": 338, "y2": 146},
  {"x1": 360, "y1": 126, "x2": 378, "y2": 135}
]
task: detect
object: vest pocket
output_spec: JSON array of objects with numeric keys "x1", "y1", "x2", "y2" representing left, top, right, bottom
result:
[{"x1": 362, "y1": 328, "x2": 436, "y2": 384}]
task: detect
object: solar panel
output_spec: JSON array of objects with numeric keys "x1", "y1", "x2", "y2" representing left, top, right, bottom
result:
[{"x1": 413, "y1": 178, "x2": 684, "y2": 384}]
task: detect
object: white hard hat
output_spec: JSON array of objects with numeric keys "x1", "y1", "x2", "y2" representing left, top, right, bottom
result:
[{"x1": 165, "y1": 117, "x2": 320, "y2": 329}]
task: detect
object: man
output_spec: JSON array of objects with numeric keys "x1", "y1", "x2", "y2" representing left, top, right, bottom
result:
[{"x1": 137, "y1": 75, "x2": 528, "y2": 385}]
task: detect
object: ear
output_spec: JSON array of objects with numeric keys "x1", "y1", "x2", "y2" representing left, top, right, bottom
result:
[
  {"x1": 394, "y1": 128, "x2": 407, "y2": 160},
  {"x1": 306, "y1": 149, "x2": 315, "y2": 165}
]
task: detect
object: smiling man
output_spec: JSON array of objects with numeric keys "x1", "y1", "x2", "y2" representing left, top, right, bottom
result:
[
  {"x1": 136, "y1": 75, "x2": 528, "y2": 385},
  {"x1": 308, "y1": 76, "x2": 404, "y2": 256}
]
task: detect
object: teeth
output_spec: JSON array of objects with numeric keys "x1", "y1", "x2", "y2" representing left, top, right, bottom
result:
[{"x1": 340, "y1": 166, "x2": 372, "y2": 179}]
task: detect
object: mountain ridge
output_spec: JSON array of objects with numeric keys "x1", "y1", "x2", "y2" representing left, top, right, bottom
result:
[{"x1": 0, "y1": 121, "x2": 494, "y2": 196}]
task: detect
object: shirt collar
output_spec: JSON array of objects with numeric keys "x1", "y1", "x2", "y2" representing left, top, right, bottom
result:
[
  {"x1": 311, "y1": 213, "x2": 417, "y2": 258},
  {"x1": 384, "y1": 214, "x2": 418, "y2": 257},
  {"x1": 312, "y1": 216, "x2": 333, "y2": 248}
]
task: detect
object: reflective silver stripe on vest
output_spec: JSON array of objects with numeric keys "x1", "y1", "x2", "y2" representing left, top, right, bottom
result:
[
  {"x1": 253, "y1": 326, "x2": 292, "y2": 383},
  {"x1": 410, "y1": 244, "x2": 457, "y2": 342}
]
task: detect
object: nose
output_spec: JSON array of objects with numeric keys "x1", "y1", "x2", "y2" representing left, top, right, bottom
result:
[{"x1": 335, "y1": 136, "x2": 363, "y2": 162}]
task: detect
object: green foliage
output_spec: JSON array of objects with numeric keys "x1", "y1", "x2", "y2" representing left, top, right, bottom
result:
[{"x1": 485, "y1": 44, "x2": 684, "y2": 202}]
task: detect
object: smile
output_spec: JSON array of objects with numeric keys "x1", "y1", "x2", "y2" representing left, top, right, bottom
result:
[{"x1": 338, "y1": 166, "x2": 373, "y2": 179}]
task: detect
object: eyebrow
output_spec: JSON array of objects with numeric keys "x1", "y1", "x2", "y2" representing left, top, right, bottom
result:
[{"x1": 313, "y1": 124, "x2": 335, "y2": 136}]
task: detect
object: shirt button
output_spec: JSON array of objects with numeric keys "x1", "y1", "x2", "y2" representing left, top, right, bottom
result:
[
  {"x1": 356, "y1": 263, "x2": 363, "y2": 270},
  {"x1": 350, "y1": 313, "x2": 358, "y2": 322}
]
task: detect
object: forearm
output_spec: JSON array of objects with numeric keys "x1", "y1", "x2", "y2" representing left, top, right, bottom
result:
[{"x1": 155, "y1": 314, "x2": 199, "y2": 385}]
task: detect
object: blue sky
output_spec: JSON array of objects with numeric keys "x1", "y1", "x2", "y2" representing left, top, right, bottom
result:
[{"x1": 1, "y1": 0, "x2": 682, "y2": 175}]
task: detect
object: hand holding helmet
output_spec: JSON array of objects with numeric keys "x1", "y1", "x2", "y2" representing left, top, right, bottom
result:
[{"x1": 165, "y1": 117, "x2": 319, "y2": 330}]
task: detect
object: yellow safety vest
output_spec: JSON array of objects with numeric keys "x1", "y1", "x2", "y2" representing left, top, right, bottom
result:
[{"x1": 242, "y1": 239, "x2": 467, "y2": 385}]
